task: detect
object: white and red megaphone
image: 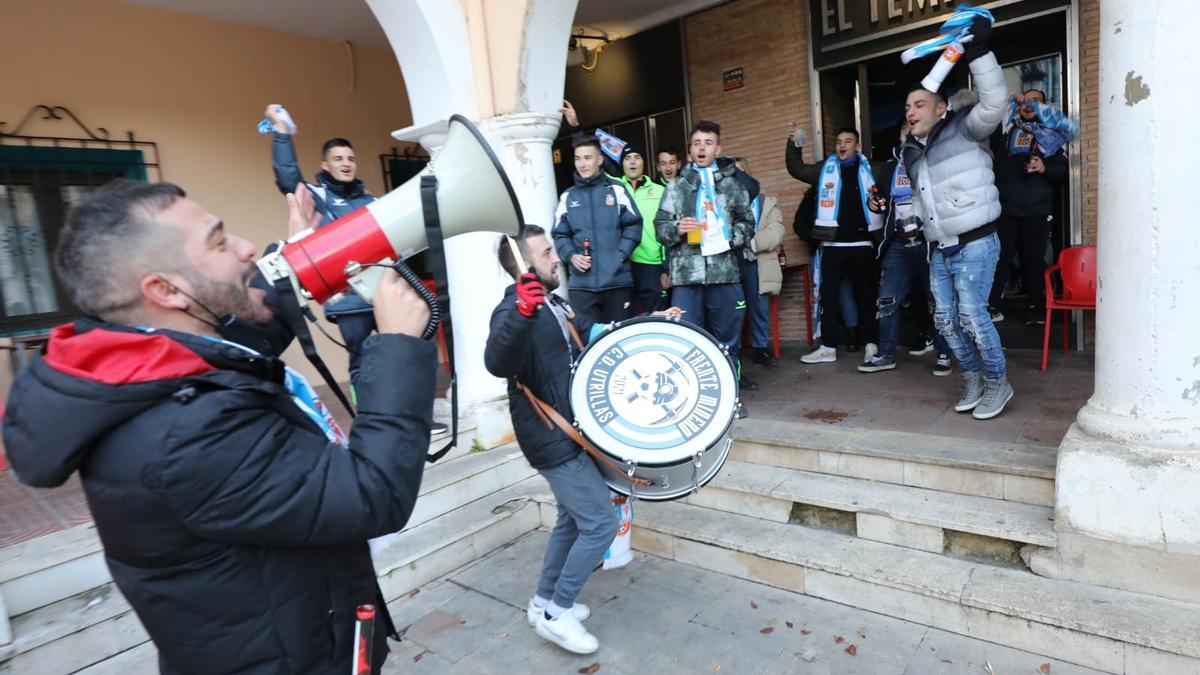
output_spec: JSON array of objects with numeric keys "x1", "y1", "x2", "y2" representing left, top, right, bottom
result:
[{"x1": 257, "y1": 115, "x2": 524, "y2": 308}]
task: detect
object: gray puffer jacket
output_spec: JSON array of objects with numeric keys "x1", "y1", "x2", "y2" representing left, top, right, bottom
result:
[{"x1": 901, "y1": 52, "x2": 1007, "y2": 248}]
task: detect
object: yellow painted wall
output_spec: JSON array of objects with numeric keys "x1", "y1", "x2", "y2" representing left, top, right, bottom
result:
[{"x1": 1, "y1": 0, "x2": 413, "y2": 393}]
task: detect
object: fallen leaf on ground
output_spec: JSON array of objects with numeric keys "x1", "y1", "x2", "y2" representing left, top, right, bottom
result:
[
  {"x1": 760, "y1": 627, "x2": 774, "y2": 634},
  {"x1": 407, "y1": 588, "x2": 420, "y2": 598},
  {"x1": 786, "y1": 621, "x2": 794, "y2": 629},
  {"x1": 578, "y1": 663, "x2": 600, "y2": 674},
  {"x1": 1040, "y1": 665, "x2": 1051, "y2": 674},
  {"x1": 715, "y1": 666, "x2": 722, "y2": 672},
  {"x1": 499, "y1": 632, "x2": 508, "y2": 639},
  {"x1": 845, "y1": 644, "x2": 858, "y2": 656},
  {"x1": 413, "y1": 652, "x2": 425, "y2": 663},
  {"x1": 800, "y1": 629, "x2": 812, "y2": 635},
  {"x1": 835, "y1": 635, "x2": 845, "y2": 644},
  {"x1": 750, "y1": 601, "x2": 758, "y2": 609},
  {"x1": 857, "y1": 628, "x2": 866, "y2": 639}
]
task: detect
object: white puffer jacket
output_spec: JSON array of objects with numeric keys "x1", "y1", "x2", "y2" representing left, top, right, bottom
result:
[{"x1": 902, "y1": 52, "x2": 1007, "y2": 248}]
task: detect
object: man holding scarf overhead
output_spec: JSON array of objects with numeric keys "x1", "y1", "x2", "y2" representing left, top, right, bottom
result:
[{"x1": 789, "y1": 128, "x2": 888, "y2": 365}]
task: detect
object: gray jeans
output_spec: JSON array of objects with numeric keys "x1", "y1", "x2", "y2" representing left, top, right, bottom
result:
[{"x1": 536, "y1": 453, "x2": 619, "y2": 608}]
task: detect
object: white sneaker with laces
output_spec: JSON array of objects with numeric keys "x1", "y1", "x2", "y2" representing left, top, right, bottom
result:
[
  {"x1": 536, "y1": 609, "x2": 599, "y2": 654},
  {"x1": 527, "y1": 599, "x2": 590, "y2": 626},
  {"x1": 801, "y1": 345, "x2": 837, "y2": 364}
]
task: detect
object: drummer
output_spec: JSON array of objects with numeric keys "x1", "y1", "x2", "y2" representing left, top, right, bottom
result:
[{"x1": 485, "y1": 225, "x2": 680, "y2": 655}]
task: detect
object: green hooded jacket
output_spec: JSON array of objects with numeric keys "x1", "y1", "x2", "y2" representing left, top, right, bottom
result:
[{"x1": 618, "y1": 175, "x2": 667, "y2": 265}]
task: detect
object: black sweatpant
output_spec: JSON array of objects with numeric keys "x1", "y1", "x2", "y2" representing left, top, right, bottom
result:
[
  {"x1": 819, "y1": 245, "x2": 878, "y2": 349},
  {"x1": 631, "y1": 262, "x2": 669, "y2": 314},
  {"x1": 571, "y1": 287, "x2": 635, "y2": 325},
  {"x1": 991, "y1": 213, "x2": 1053, "y2": 308}
]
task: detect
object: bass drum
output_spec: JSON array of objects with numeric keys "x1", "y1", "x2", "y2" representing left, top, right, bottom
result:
[{"x1": 568, "y1": 316, "x2": 740, "y2": 501}]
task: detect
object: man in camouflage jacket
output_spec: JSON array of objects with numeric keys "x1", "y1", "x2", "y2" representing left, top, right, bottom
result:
[{"x1": 654, "y1": 120, "x2": 755, "y2": 417}]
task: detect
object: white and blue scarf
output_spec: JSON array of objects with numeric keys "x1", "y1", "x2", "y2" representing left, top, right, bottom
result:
[
  {"x1": 814, "y1": 153, "x2": 883, "y2": 238},
  {"x1": 692, "y1": 164, "x2": 733, "y2": 256}
]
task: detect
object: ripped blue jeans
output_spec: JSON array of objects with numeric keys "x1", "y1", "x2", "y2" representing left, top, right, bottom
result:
[{"x1": 930, "y1": 233, "x2": 1006, "y2": 379}]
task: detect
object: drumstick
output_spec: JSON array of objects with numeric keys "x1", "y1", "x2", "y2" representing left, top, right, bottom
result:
[{"x1": 504, "y1": 235, "x2": 530, "y2": 276}]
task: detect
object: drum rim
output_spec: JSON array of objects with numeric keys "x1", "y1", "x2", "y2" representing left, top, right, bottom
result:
[{"x1": 569, "y1": 315, "x2": 740, "y2": 467}]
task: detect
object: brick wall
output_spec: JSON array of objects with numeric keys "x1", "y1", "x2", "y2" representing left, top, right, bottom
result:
[
  {"x1": 1080, "y1": 0, "x2": 1099, "y2": 246},
  {"x1": 684, "y1": 0, "x2": 817, "y2": 345}
]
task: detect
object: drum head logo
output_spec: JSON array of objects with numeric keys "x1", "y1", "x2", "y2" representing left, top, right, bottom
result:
[{"x1": 583, "y1": 336, "x2": 726, "y2": 452}]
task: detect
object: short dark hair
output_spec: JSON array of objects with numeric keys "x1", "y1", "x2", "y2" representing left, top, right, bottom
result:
[
  {"x1": 691, "y1": 120, "x2": 721, "y2": 140},
  {"x1": 572, "y1": 134, "x2": 601, "y2": 151},
  {"x1": 497, "y1": 224, "x2": 548, "y2": 280},
  {"x1": 322, "y1": 137, "x2": 354, "y2": 157},
  {"x1": 907, "y1": 82, "x2": 946, "y2": 104},
  {"x1": 657, "y1": 146, "x2": 682, "y2": 162},
  {"x1": 55, "y1": 179, "x2": 187, "y2": 318},
  {"x1": 1023, "y1": 88, "x2": 1047, "y2": 101},
  {"x1": 834, "y1": 127, "x2": 860, "y2": 142}
]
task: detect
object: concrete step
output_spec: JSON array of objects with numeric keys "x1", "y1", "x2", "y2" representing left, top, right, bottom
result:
[
  {"x1": 633, "y1": 500, "x2": 1200, "y2": 675},
  {"x1": 405, "y1": 444, "x2": 536, "y2": 529},
  {"x1": 686, "y1": 459, "x2": 1056, "y2": 554},
  {"x1": 2, "y1": 583, "x2": 146, "y2": 675},
  {"x1": 1, "y1": 453, "x2": 546, "y2": 673},
  {"x1": 0, "y1": 524, "x2": 108, "y2": 617},
  {"x1": 372, "y1": 475, "x2": 550, "y2": 604},
  {"x1": 734, "y1": 418, "x2": 1058, "y2": 506}
]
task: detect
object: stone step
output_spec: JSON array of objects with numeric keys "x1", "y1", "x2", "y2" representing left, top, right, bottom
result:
[
  {"x1": 0, "y1": 443, "x2": 529, "y2": 619},
  {"x1": 686, "y1": 459, "x2": 1056, "y2": 553},
  {"x1": 2, "y1": 475, "x2": 550, "y2": 674},
  {"x1": 633, "y1": 500, "x2": 1200, "y2": 675},
  {"x1": 733, "y1": 418, "x2": 1058, "y2": 506},
  {"x1": 0, "y1": 524, "x2": 109, "y2": 618},
  {"x1": 372, "y1": 476, "x2": 550, "y2": 604},
  {"x1": 405, "y1": 444, "x2": 536, "y2": 530}
]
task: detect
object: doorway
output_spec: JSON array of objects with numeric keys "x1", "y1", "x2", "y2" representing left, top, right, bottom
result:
[{"x1": 815, "y1": 10, "x2": 1074, "y2": 348}]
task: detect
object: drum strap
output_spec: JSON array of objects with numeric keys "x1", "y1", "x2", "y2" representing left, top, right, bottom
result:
[{"x1": 515, "y1": 380, "x2": 653, "y2": 487}]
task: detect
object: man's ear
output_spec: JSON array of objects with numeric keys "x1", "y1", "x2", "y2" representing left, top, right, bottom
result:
[
  {"x1": 319, "y1": 159, "x2": 331, "y2": 174},
  {"x1": 141, "y1": 274, "x2": 189, "y2": 312}
]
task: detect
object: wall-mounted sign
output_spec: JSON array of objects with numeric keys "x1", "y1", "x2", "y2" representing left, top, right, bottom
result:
[
  {"x1": 723, "y1": 67, "x2": 745, "y2": 91},
  {"x1": 807, "y1": 0, "x2": 1065, "y2": 69}
]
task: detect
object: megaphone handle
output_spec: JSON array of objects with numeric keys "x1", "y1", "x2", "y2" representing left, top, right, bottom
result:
[{"x1": 389, "y1": 259, "x2": 441, "y2": 342}]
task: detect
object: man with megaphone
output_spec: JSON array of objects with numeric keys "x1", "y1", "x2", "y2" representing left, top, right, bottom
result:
[{"x1": 2, "y1": 179, "x2": 435, "y2": 674}]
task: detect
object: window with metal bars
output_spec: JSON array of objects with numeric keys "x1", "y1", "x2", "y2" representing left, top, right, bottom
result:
[{"x1": 0, "y1": 105, "x2": 161, "y2": 336}]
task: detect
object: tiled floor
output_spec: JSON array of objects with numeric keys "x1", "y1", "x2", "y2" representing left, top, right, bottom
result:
[
  {"x1": 739, "y1": 341, "x2": 1093, "y2": 447},
  {"x1": 0, "y1": 346, "x2": 1092, "y2": 550}
]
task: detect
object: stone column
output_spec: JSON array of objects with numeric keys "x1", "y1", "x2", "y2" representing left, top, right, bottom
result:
[{"x1": 1027, "y1": 0, "x2": 1200, "y2": 603}]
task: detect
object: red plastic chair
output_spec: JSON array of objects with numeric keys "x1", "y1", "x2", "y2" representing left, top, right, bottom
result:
[{"x1": 1042, "y1": 245, "x2": 1096, "y2": 371}]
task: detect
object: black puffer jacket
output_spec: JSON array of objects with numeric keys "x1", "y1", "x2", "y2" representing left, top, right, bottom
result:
[
  {"x1": 990, "y1": 128, "x2": 1068, "y2": 216},
  {"x1": 484, "y1": 286, "x2": 596, "y2": 469},
  {"x1": 3, "y1": 319, "x2": 435, "y2": 674}
]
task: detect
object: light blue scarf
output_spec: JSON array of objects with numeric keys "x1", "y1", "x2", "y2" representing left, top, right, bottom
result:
[
  {"x1": 692, "y1": 164, "x2": 731, "y2": 241},
  {"x1": 814, "y1": 153, "x2": 883, "y2": 235}
]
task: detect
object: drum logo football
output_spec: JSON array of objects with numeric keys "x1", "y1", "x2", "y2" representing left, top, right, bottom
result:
[{"x1": 583, "y1": 340, "x2": 723, "y2": 444}]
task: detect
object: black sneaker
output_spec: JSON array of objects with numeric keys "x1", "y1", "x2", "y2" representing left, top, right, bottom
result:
[
  {"x1": 1025, "y1": 305, "x2": 1046, "y2": 326},
  {"x1": 430, "y1": 422, "x2": 450, "y2": 439},
  {"x1": 858, "y1": 354, "x2": 897, "y2": 373},
  {"x1": 989, "y1": 307, "x2": 1005, "y2": 323},
  {"x1": 932, "y1": 354, "x2": 953, "y2": 377},
  {"x1": 736, "y1": 403, "x2": 749, "y2": 419},
  {"x1": 752, "y1": 347, "x2": 778, "y2": 367},
  {"x1": 739, "y1": 377, "x2": 760, "y2": 391},
  {"x1": 908, "y1": 335, "x2": 935, "y2": 356}
]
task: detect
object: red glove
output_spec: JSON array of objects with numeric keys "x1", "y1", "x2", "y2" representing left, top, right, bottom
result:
[{"x1": 516, "y1": 272, "x2": 546, "y2": 318}]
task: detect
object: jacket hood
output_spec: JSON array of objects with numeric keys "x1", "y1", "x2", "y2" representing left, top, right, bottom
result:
[
  {"x1": 573, "y1": 171, "x2": 608, "y2": 189},
  {"x1": 2, "y1": 320, "x2": 279, "y2": 487}
]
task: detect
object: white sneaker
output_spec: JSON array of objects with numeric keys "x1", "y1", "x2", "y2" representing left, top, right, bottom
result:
[
  {"x1": 535, "y1": 610, "x2": 599, "y2": 654},
  {"x1": 863, "y1": 343, "x2": 878, "y2": 363},
  {"x1": 801, "y1": 345, "x2": 837, "y2": 364},
  {"x1": 527, "y1": 599, "x2": 590, "y2": 626}
]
